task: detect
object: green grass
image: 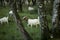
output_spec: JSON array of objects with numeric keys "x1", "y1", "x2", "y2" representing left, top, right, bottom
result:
[
  {"x1": 0, "y1": 6, "x2": 60, "y2": 40},
  {"x1": 0, "y1": 7, "x2": 24, "y2": 40},
  {"x1": 0, "y1": 7, "x2": 40, "y2": 40},
  {"x1": 19, "y1": 6, "x2": 40, "y2": 40}
]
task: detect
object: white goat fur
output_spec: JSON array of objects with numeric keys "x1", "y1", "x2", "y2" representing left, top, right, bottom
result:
[
  {"x1": 27, "y1": 17, "x2": 40, "y2": 27},
  {"x1": 0, "y1": 17, "x2": 8, "y2": 24},
  {"x1": 9, "y1": 10, "x2": 13, "y2": 16},
  {"x1": 28, "y1": 7, "x2": 34, "y2": 11}
]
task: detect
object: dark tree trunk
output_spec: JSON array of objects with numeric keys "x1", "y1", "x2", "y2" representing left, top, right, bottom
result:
[
  {"x1": 9, "y1": 0, "x2": 14, "y2": 9},
  {"x1": 32, "y1": 0, "x2": 36, "y2": 5},
  {"x1": 28, "y1": 0, "x2": 30, "y2": 6},
  {"x1": 11, "y1": 1, "x2": 33, "y2": 40},
  {"x1": 0, "y1": 0, "x2": 4, "y2": 7},
  {"x1": 58, "y1": 3, "x2": 60, "y2": 26},
  {"x1": 17, "y1": 0, "x2": 22, "y2": 12}
]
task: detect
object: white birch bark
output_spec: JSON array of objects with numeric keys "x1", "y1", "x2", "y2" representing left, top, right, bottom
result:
[{"x1": 51, "y1": 0, "x2": 60, "y2": 38}]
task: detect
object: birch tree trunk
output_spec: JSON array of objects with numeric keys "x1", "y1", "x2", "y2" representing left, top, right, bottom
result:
[
  {"x1": 51, "y1": 0, "x2": 60, "y2": 38},
  {"x1": 38, "y1": 0, "x2": 50, "y2": 40},
  {"x1": 10, "y1": 0, "x2": 33, "y2": 40}
]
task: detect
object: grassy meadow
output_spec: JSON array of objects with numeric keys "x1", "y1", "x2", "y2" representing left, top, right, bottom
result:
[
  {"x1": 0, "y1": 6, "x2": 41, "y2": 40},
  {"x1": 0, "y1": 6, "x2": 59, "y2": 40}
]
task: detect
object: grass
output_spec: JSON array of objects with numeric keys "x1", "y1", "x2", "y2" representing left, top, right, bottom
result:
[
  {"x1": 0, "y1": 6, "x2": 60, "y2": 40},
  {"x1": 0, "y1": 6, "x2": 40, "y2": 40},
  {"x1": 0, "y1": 7, "x2": 24, "y2": 40}
]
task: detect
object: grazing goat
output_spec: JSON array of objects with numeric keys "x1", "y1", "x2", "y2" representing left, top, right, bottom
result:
[
  {"x1": 27, "y1": 17, "x2": 40, "y2": 28},
  {"x1": 9, "y1": 10, "x2": 13, "y2": 16},
  {"x1": 0, "y1": 17, "x2": 8, "y2": 24},
  {"x1": 28, "y1": 7, "x2": 34, "y2": 11}
]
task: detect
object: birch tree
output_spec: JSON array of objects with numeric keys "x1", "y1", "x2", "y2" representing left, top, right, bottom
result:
[
  {"x1": 51, "y1": 0, "x2": 60, "y2": 38},
  {"x1": 38, "y1": 0, "x2": 50, "y2": 40}
]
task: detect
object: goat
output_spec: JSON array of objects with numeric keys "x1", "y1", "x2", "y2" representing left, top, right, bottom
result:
[
  {"x1": 28, "y1": 7, "x2": 34, "y2": 11},
  {"x1": 0, "y1": 17, "x2": 8, "y2": 24},
  {"x1": 27, "y1": 17, "x2": 40, "y2": 28},
  {"x1": 9, "y1": 10, "x2": 13, "y2": 16}
]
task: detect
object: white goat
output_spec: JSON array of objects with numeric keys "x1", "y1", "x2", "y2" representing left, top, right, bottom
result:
[
  {"x1": 9, "y1": 10, "x2": 13, "y2": 16},
  {"x1": 27, "y1": 17, "x2": 40, "y2": 28},
  {"x1": 28, "y1": 7, "x2": 34, "y2": 11},
  {"x1": 0, "y1": 17, "x2": 8, "y2": 24}
]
